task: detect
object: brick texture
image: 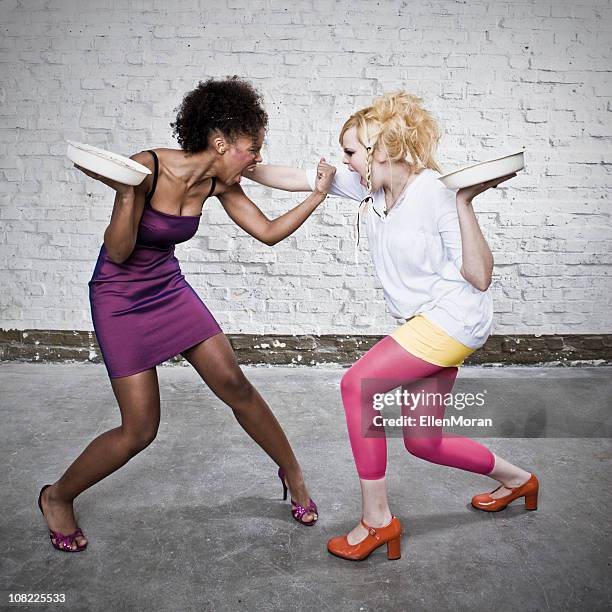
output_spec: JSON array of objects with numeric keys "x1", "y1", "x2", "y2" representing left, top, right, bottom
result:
[
  {"x1": 1, "y1": 328, "x2": 611, "y2": 366},
  {"x1": 0, "y1": 1, "x2": 610, "y2": 340}
]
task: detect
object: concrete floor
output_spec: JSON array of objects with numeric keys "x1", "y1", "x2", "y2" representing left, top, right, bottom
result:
[{"x1": 1, "y1": 362, "x2": 611, "y2": 612}]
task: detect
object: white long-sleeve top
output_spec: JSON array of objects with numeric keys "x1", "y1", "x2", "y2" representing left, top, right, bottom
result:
[{"x1": 306, "y1": 163, "x2": 493, "y2": 349}]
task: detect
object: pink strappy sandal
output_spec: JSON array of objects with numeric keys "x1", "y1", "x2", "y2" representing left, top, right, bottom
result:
[
  {"x1": 277, "y1": 467, "x2": 318, "y2": 526},
  {"x1": 38, "y1": 485, "x2": 88, "y2": 553}
]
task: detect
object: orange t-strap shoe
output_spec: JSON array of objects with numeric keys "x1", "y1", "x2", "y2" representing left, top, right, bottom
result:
[
  {"x1": 327, "y1": 516, "x2": 402, "y2": 561},
  {"x1": 471, "y1": 473, "x2": 539, "y2": 512}
]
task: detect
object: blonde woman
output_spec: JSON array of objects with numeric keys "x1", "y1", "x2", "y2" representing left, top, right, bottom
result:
[{"x1": 245, "y1": 91, "x2": 539, "y2": 561}]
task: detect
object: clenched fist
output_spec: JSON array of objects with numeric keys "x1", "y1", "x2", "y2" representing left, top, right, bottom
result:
[{"x1": 314, "y1": 158, "x2": 336, "y2": 196}]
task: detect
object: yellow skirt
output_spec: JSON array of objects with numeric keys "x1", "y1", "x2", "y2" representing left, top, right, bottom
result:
[{"x1": 390, "y1": 314, "x2": 475, "y2": 368}]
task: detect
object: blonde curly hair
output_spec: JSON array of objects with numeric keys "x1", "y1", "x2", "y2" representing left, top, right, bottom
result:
[{"x1": 339, "y1": 91, "x2": 443, "y2": 192}]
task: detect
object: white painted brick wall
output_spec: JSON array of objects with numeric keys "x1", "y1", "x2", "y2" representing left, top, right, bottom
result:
[{"x1": 1, "y1": 0, "x2": 610, "y2": 336}]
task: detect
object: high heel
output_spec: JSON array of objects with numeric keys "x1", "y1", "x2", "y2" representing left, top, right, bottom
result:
[
  {"x1": 525, "y1": 490, "x2": 538, "y2": 511},
  {"x1": 279, "y1": 469, "x2": 288, "y2": 501},
  {"x1": 386, "y1": 535, "x2": 402, "y2": 561},
  {"x1": 38, "y1": 484, "x2": 88, "y2": 553},
  {"x1": 471, "y1": 473, "x2": 539, "y2": 512},
  {"x1": 327, "y1": 516, "x2": 403, "y2": 561},
  {"x1": 277, "y1": 467, "x2": 318, "y2": 526}
]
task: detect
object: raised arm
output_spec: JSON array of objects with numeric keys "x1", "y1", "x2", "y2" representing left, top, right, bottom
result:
[
  {"x1": 218, "y1": 159, "x2": 335, "y2": 245},
  {"x1": 454, "y1": 172, "x2": 516, "y2": 291},
  {"x1": 242, "y1": 164, "x2": 312, "y2": 192},
  {"x1": 74, "y1": 151, "x2": 152, "y2": 264}
]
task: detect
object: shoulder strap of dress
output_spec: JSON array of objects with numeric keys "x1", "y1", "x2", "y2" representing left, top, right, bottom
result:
[
  {"x1": 206, "y1": 176, "x2": 217, "y2": 200},
  {"x1": 144, "y1": 150, "x2": 159, "y2": 203}
]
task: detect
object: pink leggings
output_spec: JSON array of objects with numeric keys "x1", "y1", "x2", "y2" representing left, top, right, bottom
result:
[{"x1": 340, "y1": 336, "x2": 496, "y2": 480}]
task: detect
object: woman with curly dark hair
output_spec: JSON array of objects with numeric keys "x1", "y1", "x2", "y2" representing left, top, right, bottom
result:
[{"x1": 37, "y1": 76, "x2": 334, "y2": 552}]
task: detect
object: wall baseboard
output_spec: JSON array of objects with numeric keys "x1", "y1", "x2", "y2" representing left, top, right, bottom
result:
[{"x1": 1, "y1": 329, "x2": 611, "y2": 366}]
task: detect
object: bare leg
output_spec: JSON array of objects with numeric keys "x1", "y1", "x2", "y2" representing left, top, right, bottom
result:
[
  {"x1": 181, "y1": 333, "x2": 316, "y2": 522},
  {"x1": 484, "y1": 454, "x2": 532, "y2": 498},
  {"x1": 345, "y1": 478, "x2": 394, "y2": 545},
  {"x1": 39, "y1": 368, "x2": 161, "y2": 549},
  {"x1": 343, "y1": 459, "x2": 532, "y2": 544}
]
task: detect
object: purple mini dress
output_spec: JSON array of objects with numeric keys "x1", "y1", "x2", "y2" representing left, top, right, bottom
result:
[{"x1": 89, "y1": 150, "x2": 222, "y2": 379}]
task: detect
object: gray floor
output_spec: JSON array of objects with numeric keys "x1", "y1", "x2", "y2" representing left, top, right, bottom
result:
[{"x1": 1, "y1": 362, "x2": 611, "y2": 612}]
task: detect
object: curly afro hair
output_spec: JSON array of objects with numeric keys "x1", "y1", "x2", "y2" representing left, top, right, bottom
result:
[{"x1": 171, "y1": 76, "x2": 268, "y2": 153}]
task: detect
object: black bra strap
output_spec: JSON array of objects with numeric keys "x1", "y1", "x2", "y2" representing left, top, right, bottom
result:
[
  {"x1": 206, "y1": 176, "x2": 217, "y2": 200},
  {"x1": 144, "y1": 150, "x2": 214, "y2": 205},
  {"x1": 144, "y1": 150, "x2": 159, "y2": 203}
]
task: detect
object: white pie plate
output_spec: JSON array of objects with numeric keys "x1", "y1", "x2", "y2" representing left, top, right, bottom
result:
[
  {"x1": 438, "y1": 150, "x2": 525, "y2": 190},
  {"x1": 66, "y1": 140, "x2": 151, "y2": 186}
]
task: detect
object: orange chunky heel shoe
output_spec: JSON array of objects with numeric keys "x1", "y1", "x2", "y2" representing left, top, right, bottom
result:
[
  {"x1": 327, "y1": 516, "x2": 402, "y2": 561},
  {"x1": 471, "y1": 473, "x2": 539, "y2": 512}
]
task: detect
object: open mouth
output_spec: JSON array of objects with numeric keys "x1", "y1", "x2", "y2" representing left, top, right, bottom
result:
[{"x1": 238, "y1": 166, "x2": 257, "y2": 182}]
